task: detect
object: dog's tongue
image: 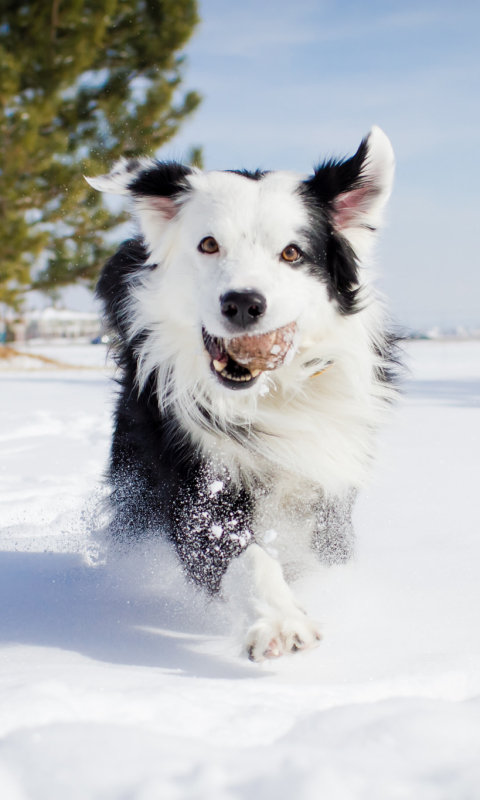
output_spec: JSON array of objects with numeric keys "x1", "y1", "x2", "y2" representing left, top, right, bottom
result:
[{"x1": 226, "y1": 321, "x2": 297, "y2": 372}]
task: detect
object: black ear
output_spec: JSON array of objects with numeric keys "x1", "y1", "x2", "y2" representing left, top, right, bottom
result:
[
  {"x1": 86, "y1": 158, "x2": 192, "y2": 215},
  {"x1": 126, "y1": 161, "x2": 193, "y2": 202},
  {"x1": 304, "y1": 126, "x2": 394, "y2": 242},
  {"x1": 300, "y1": 127, "x2": 394, "y2": 315},
  {"x1": 86, "y1": 159, "x2": 194, "y2": 251},
  {"x1": 305, "y1": 136, "x2": 369, "y2": 207}
]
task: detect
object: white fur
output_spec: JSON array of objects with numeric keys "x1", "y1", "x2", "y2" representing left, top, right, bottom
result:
[
  {"x1": 88, "y1": 127, "x2": 395, "y2": 660},
  {"x1": 239, "y1": 544, "x2": 322, "y2": 661}
]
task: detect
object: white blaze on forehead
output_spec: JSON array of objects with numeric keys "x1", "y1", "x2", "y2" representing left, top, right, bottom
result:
[
  {"x1": 183, "y1": 170, "x2": 309, "y2": 252},
  {"x1": 162, "y1": 168, "x2": 332, "y2": 343}
]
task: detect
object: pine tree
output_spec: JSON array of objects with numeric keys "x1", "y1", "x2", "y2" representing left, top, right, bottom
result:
[{"x1": 0, "y1": 0, "x2": 200, "y2": 307}]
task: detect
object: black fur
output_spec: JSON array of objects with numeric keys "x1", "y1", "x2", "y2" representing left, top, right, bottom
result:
[
  {"x1": 373, "y1": 329, "x2": 406, "y2": 391},
  {"x1": 226, "y1": 169, "x2": 269, "y2": 181},
  {"x1": 107, "y1": 368, "x2": 253, "y2": 593},
  {"x1": 297, "y1": 137, "x2": 374, "y2": 315},
  {"x1": 298, "y1": 204, "x2": 361, "y2": 315},
  {"x1": 97, "y1": 239, "x2": 254, "y2": 594},
  {"x1": 127, "y1": 160, "x2": 192, "y2": 198},
  {"x1": 96, "y1": 238, "x2": 151, "y2": 345},
  {"x1": 305, "y1": 136, "x2": 370, "y2": 206}
]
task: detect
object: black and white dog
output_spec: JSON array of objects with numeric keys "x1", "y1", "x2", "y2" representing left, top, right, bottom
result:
[{"x1": 87, "y1": 126, "x2": 398, "y2": 661}]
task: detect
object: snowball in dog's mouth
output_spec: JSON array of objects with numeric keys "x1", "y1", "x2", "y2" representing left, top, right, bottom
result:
[{"x1": 202, "y1": 322, "x2": 297, "y2": 391}]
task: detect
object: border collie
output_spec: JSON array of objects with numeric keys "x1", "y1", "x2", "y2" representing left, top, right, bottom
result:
[{"x1": 87, "y1": 126, "x2": 398, "y2": 661}]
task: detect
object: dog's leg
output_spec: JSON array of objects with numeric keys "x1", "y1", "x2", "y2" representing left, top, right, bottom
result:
[
  {"x1": 170, "y1": 464, "x2": 255, "y2": 595},
  {"x1": 239, "y1": 543, "x2": 322, "y2": 662},
  {"x1": 311, "y1": 490, "x2": 356, "y2": 565}
]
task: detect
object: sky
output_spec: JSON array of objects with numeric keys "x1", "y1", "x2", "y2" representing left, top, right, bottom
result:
[{"x1": 153, "y1": 0, "x2": 480, "y2": 332}]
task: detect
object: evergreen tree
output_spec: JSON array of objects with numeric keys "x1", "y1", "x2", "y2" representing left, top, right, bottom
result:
[{"x1": 0, "y1": 0, "x2": 200, "y2": 307}]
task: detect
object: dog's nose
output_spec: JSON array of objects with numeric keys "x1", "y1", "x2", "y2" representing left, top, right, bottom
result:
[{"x1": 220, "y1": 290, "x2": 267, "y2": 328}]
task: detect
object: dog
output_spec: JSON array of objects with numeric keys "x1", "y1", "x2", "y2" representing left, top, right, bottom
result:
[{"x1": 87, "y1": 125, "x2": 398, "y2": 661}]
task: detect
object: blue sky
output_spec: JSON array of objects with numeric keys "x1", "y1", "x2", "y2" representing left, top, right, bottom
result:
[{"x1": 156, "y1": 0, "x2": 480, "y2": 331}]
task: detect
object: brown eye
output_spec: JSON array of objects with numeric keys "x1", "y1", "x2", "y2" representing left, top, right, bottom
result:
[
  {"x1": 281, "y1": 244, "x2": 301, "y2": 263},
  {"x1": 198, "y1": 236, "x2": 219, "y2": 254}
]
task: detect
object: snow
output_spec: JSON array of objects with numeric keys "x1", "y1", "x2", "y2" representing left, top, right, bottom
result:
[
  {"x1": 1, "y1": 340, "x2": 479, "y2": 799},
  {"x1": 209, "y1": 481, "x2": 224, "y2": 497},
  {"x1": 0, "y1": 343, "x2": 110, "y2": 371}
]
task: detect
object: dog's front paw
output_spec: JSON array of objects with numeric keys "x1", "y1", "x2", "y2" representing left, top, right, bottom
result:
[{"x1": 245, "y1": 612, "x2": 322, "y2": 662}]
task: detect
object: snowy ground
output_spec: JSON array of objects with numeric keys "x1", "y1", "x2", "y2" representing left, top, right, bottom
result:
[{"x1": 0, "y1": 340, "x2": 479, "y2": 799}]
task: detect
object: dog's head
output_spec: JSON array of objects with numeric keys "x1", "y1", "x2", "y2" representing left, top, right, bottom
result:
[{"x1": 87, "y1": 127, "x2": 394, "y2": 398}]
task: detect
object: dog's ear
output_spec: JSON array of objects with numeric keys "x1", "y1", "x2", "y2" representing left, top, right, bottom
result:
[
  {"x1": 85, "y1": 159, "x2": 193, "y2": 250},
  {"x1": 85, "y1": 158, "x2": 143, "y2": 196},
  {"x1": 305, "y1": 126, "x2": 394, "y2": 254}
]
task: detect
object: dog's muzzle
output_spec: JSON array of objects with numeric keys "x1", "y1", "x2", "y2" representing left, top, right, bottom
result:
[{"x1": 202, "y1": 322, "x2": 297, "y2": 391}]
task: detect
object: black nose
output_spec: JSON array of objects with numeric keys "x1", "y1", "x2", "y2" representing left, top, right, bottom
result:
[{"x1": 220, "y1": 290, "x2": 267, "y2": 328}]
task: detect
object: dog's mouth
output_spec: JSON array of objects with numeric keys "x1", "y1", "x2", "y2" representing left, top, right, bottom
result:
[{"x1": 202, "y1": 322, "x2": 297, "y2": 391}]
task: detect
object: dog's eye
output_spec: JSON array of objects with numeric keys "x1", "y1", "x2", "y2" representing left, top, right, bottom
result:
[
  {"x1": 281, "y1": 245, "x2": 301, "y2": 263},
  {"x1": 198, "y1": 236, "x2": 219, "y2": 254}
]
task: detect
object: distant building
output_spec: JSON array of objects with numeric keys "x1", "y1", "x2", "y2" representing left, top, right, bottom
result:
[{"x1": 24, "y1": 308, "x2": 102, "y2": 341}]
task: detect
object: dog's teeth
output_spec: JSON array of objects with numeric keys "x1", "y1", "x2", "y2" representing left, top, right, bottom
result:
[
  {"x1": 218, "y1": 369, "x2": 254, "y2": 383},
  {"x1": 250, "y1": 369, "x2": 261, "y2": 378},
  {"x1": 213, "y1": 360, "x2": 224, "y2": 372}
]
